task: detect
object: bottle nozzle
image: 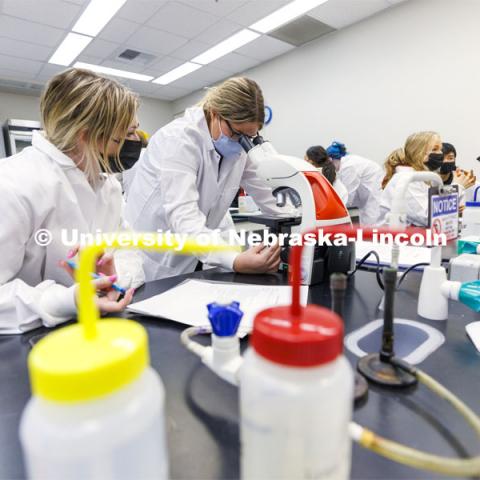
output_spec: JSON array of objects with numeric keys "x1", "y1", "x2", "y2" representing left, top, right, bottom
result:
[{"x1": 207, "y1": 302, "x2": 244, "y2": 337}]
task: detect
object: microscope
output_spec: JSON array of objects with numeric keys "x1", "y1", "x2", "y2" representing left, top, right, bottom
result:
[{"x1": 239, "y1": 136, "x2": 355, "y2": 285}]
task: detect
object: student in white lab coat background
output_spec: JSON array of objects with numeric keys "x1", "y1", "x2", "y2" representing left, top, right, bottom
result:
[
  {"x1": 326, "y1": 141, "x2": 384, "y2": 225},
  {"x1": 0, "y1": 68, "x2": 144, "y2": 334},
  {"x1": 125, "y1": 77, "x2": 282, "y2": 281},
  {"x1": 304, "y1": 145, "x2": 348, "y2": 204},
  {"x1": 378, "y1": 131, "x2": 475, "y2": 226}
]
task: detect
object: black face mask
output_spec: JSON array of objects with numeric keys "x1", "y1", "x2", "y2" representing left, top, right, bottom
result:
[
  {"x1": 106, "y1": 139, "x2": 142, "y2": 172},
  {"x1": 425, "y1": 152, "x2": 444, "y2": 171},
  {"x1": 440, "y1": 162, "x2": 456, "y2": 174}
]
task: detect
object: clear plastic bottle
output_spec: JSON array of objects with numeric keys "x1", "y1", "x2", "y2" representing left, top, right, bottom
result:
[
  {"x1": 20, "y1": 318, "x2": 168, "y2": 480},
  {"x1": 462, "y1": 201, "x2": 480, "y2": 237},
  {"x1": 239, "y1": 305, "x2": 354, "y2": 480}
]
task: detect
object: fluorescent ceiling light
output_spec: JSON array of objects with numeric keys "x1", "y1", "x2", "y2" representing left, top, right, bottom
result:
[
  {"x1": 250, "y1": 0, "x2": 329, "y2": 33},
  {"x1": 192, "y1": 29, "x2": 260, "y2": 65},
  {"x1": 153, "y1": 62, "x2": 202, "y2": 85},
  {"x1": 49, "y1": 33, "x2": 92, "y2": 66},
  {"x1": 72, "y1": 0, "x2": 128, "y2": 37},
  {"x1": 74, "y1": 62, "x2": 154, "y2": 82}
]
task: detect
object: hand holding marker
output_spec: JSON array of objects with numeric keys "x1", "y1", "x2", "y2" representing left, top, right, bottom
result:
[
  {"x1": 65, "y1": 260, "x2": 126, "y2": 295},
  {"x1": 59, "y1": 246, "x2": 130, "y2": 300}
]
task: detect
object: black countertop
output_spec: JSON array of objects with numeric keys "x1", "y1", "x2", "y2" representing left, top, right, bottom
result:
[{"x1": 1, "y1": 268, "x2": 479, "y2": 480}]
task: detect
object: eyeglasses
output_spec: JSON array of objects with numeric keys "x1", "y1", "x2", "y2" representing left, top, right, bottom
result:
[{"x1": 223, "y1": 118, "x2": 257, "y2": 142}]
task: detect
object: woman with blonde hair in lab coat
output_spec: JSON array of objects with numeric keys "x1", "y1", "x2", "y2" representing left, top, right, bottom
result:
[
  {"x1": 378, "y1": 131, "x2": 474, "y2": 226},
  {"x1": 0, "y1": 68, "x2": 144, "y2": 334},
  {"x1": 125, "y1": 76, "x2": 283, "y2": 280}
]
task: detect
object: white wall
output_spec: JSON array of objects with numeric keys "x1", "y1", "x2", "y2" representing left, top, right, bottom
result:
[
  {"x1": 0, "y1": 91, "x2": 40, "y2": 122},
  {"x1": 173, "y1": 0, "x2": 480, "y2": 172},
  {"x1": 0, "y1": 90, "x2": 172, "y2": 138},
  {"x1": 137, "y1": 97, "x2": 172, "y2": 135}
]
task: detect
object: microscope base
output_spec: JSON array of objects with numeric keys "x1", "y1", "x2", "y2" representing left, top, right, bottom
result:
[{"x1": 357, "y1": 353, "x2": 417, "y2": 388}]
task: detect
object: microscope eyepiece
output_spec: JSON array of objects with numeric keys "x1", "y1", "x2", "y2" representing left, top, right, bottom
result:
[{"x1": 238, "y1": 135, "x2": 254, "y2": 153}]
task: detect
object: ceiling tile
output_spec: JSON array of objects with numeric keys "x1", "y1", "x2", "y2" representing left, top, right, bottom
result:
[
  {"x1": 209, "y1": 52, "x2": 261, "y2": 74},
  {"x1": 0, "y1": 15, "x2": 66, "y2": 47},
  {"x1": 76, "y1": 53, "x2": 103, "y2": 64},
  {"x1": 118, "y1": 78, "x2": 160, "y2": 96},
  {"x1": 62, "y1": 0, "x2": 89, "y2": 4},
  {"x1": 0, "y1": 37, "x2": 53, "y2": 62},
  {"x1": 308, "y1": 0, "x2": 390, "y2": 29},
  {"x1": 98, "y1": 18, "x2": 140, "y2": 44},
  {"x1": 226, "y1": 0, "x2": 292, "y2": 27},
  {"x1": 1, "y1": 0, "x2": 82, "y2": 30},
  {"x1": 146, "y1": 2, "x2": 219, "y2": 39},
  {"x1": 101, "y1": 58, "x2": 151, "y2": 74},
  {"x1": 35, "y1": 63, "x2": 66, "y2": 82},
  {"x1": 0, "y1": 54, "x2": 43, "y2": 75},
  {"x1": 169, "y1": 40, "x2": 211, "y2": 61},
  {"x1": 142, "y1": 56, "x2": 184, "y2": 77},
  {"x1": 178, "y1": 0, "x2": 248, "y2": 17},
  {"x1": 153, "y1": 84, "x2": 190, "y2": 101},
  {"x1": 236, "y1": 35, "x2": 294, "y2": 61},
  {"x1": 0, "y1": 67, "x2": 38, "y2": 83},
  {"x1": 195, "y1": 18, "x2": 244, "y2": 46},
  {"x1": 127, "y1": 26, "x2": 188, "y2": 56},
  {"x1": 117, "y1": 0, "x2": 167, "y2": 24},
  {"x1": 82, "y1": 38, "x2": 120, "y2": 60},
  {"x1": 173, "y1": 65, "x2": 228, "y2": 90}
]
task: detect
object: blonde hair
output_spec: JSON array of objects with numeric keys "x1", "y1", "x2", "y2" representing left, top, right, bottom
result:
[
  {"x1": 382, "y1": 148, "x2": 406, "y2": 189},
  {"x1": 201, "y1": 77, "x2": 265, "y2": 128},
  {"x1": 382, "y1": 131, "x2": 439, "y2": 188},
  {"x1": 40, "y1": 68, "x2": 138, "y2": 182}
]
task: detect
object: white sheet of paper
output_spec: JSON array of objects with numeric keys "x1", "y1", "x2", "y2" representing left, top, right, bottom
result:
[
  {"x1": 355, "y1": 240, "x2": 432, "y2": 269},
  {"x1": 127, "y1": 279, "x2": 309, "y2": 334}
]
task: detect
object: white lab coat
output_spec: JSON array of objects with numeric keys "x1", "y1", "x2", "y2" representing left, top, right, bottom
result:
[
  {"x1": 378, "y1": 166, "x2": 465, "y2": 226},
  {"x1": 0, "y1": 131, "x2": 144, "y2": 334},
  {"x1": 333, "y1": 178, "x2": 349, "y2": 205},
  {"x1": 122, "y1": 147, "x2": 146, "y2": 197},
  {"x1": 337, "y1": 154, "x2": 384, "y2": 225},
  {"x1": 125, "y1": 106, "x2": 283, "y2": 281}
]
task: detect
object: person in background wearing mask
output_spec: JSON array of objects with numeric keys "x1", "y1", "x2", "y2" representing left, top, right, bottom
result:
[
  {"x1": 304, "y1": 145, "x2": 348, "y2": 204},
  {"x1": 112, "y1": 123, "x2": 149, "y2": 195},
  {"x1": 441, "y1": 142, "x2": 458, "y2": 185},
  {"x1": 326, "y1": 141, "x2": 384, "y2": 225},
  {"x1": 378, "y1": 132, "x2": 473, "y2": 226},
  {"x1": 440, "y1": 143, "x2": 476, "y2": 205},
  {"x1": 125, "y1": 77, "x2": 283, "y2": 281},
  {"x1": 0, "y1": 68, "x2": 144, "y2": 333}
]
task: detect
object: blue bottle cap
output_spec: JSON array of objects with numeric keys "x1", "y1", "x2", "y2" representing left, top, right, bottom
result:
[{"x1": 207, "y1": 302, "x2": 243, "y2": 337}]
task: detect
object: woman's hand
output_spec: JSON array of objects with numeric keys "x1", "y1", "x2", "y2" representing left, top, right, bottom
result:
[
  {"x1": 233, "y1": 243, "x2": 281, "y2": 274},
  {"x1": 60, "y1": 246, "x2": 117, "y2": 279},
  {"x1": 61, "y1": 246, "x2": 134, "y2": 313},
  {"x1": 453, "y1": 169, "x2": 476, "y2": 189},
  {"x1": 74, "y1": 276, "x2": 135, "y2": 313}
]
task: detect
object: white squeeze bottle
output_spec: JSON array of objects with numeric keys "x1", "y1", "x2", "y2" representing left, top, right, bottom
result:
[
  {"x1": 239, "y1": 303, "x2": 354, "y2": 480},
  {"x1": 462, "y1": 188, "x2": 480, "y2": 236},
  {"x1": 19, "y1": 317, "x2": 168, "y2": 480}
]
